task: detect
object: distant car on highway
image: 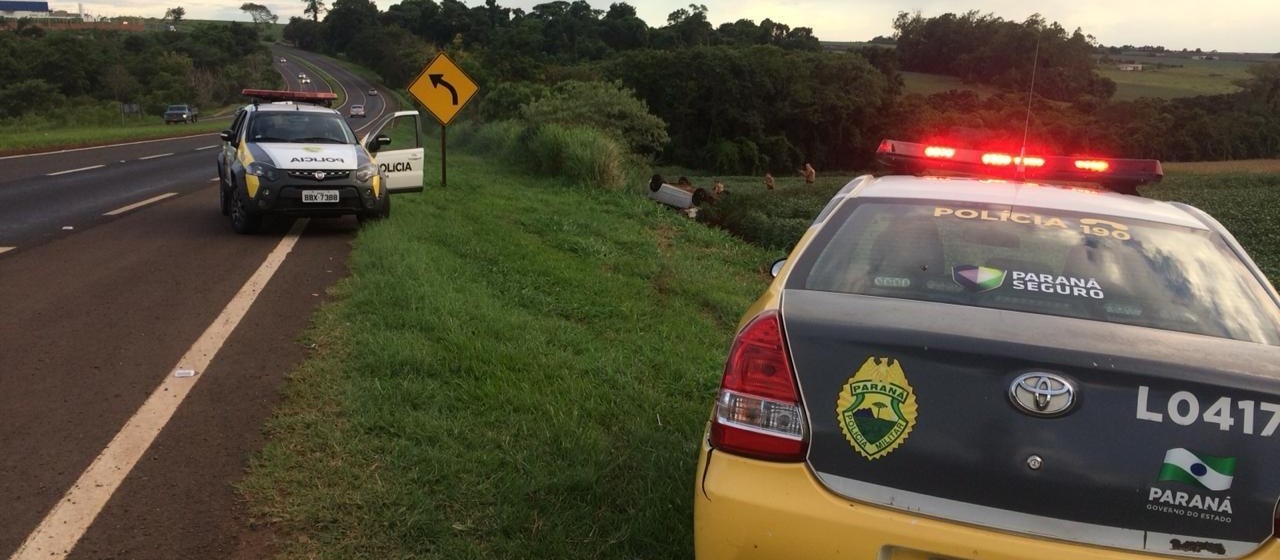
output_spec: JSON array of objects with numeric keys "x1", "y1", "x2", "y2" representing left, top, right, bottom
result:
[
  {"x1": 279, "y1": 57, "x2": 286, "y2": 63},
  {"x1": 349, "y1": 104, "x2": 365, "y2": 118},
  {"x1": 301, "y1": 77, "x2": 311, "y2": 84},
  {"x1": 216, "y1": 89, "x2": 426, "y2": 233},
  {"x1": 297, "y1": 72, "x2": 306, "y2": 79},
  {"x1": 163, "y1": 104, "x2": 198, "y2": 124},
  {"x1": 367, "y1": 88, "x2": 378, "y2": 96}
]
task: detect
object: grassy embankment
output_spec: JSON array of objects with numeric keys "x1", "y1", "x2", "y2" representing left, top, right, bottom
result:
[{"x1": 239, "y1": 132, "x2": 775, "y2": 558}]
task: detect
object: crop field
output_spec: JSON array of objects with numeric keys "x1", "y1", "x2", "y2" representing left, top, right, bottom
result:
[
  {"x1": 900, "y1": 71, "x2": 1004, "y2": 97},
  {"x1": 1097, "y1": 54, "x2": 1254, "y2": 100}
]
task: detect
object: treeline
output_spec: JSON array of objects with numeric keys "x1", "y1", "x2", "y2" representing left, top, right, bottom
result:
[
  {"x1": 285, "y1": 1, "x2": 1273, "y2": 168},
  {"x1": 892, "y1": 11, "x2": 1114, "y2": 102},
  {"x1": 0, "y1": 21, "x2": 278, "y2": 122}
]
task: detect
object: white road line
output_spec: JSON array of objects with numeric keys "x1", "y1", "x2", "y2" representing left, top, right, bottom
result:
[
  {"x1": 137, "y1": 152, "x2": 174, "y2": 160},
  {"x1": 9, "y1": 219, "x2": 309, "y2": 560},
  {"x1": 0, "y1": 133, "x2": 218, "y2": 161},
  {"x1": 46, "y1": 165, "x2": 104, "y2": 176},
  {"x1": 0, "y1": 247, "x2": 14, "y2": 255},
  {"x1": 103, "y1": 193, "x2": 178, "y2": 216},
  {"x1": 209, "y1": 177, "x2": 220, "y2": 182},
  {"x1": 195, "y1": 145, "x2": 218, "y2": 151}
]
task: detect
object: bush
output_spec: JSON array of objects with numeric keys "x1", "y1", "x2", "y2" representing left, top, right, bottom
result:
[
  {"x1": 697, "y1": 182, "x2": 844, "y2": 251},
  {"x1": 454, "y1": 120, "x2": 639, "y2": 191},
  {"x1": 520, "y1": 80, "x2": 669, "y2": 157}
]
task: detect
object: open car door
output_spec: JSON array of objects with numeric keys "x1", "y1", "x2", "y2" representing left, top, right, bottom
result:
[{"x1": 364, "y1": 110, "x2": 425, "y2": 193}]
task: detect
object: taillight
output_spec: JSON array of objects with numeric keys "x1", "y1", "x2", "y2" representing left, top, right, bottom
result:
[{"x1": 710, "y1": 310, "x2": 807, "y2": 462}]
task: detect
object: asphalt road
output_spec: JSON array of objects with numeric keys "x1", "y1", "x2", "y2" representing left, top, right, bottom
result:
[{"x1": 0, "y1": 47, "x2": 397, "y2": 559}]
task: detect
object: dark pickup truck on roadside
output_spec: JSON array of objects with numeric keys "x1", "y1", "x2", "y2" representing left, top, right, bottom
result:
[{"x1": 164, "y1": 104, "x2": 199, "y2": 124}]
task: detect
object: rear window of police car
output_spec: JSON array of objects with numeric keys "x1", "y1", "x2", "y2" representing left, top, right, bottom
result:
[{"x1": 796, "y1": 200, "x2": 1280, "y2": 344}]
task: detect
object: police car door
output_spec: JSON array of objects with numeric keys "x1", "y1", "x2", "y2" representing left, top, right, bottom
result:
[{"x1": 365, "y1": 111, "x2": 424, "y2": 193}]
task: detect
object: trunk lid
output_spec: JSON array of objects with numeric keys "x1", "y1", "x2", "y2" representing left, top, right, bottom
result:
[{"x1": 786, "y1": 289, "x2": 1280, "y2": 558}]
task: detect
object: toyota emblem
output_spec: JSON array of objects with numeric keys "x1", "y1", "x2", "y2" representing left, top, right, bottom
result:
[
  {"x1": 1009, "y1": 372, "x2": 1076, "y2": 417},
  {"x1": 312, "y1": 171, "x2": 327, "y2": 181}
]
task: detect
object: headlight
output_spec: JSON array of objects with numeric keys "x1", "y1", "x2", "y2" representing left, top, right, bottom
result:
[
  {"x1": 355, "y1": 163, "x2": 378, "y2": 183},
  {"x1": 246, "y1": 161, "x2": 280, "y2": 182}
]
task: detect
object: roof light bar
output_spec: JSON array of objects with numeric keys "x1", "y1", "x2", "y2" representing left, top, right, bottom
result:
[
  {"x1": 875, "y1": 139, "x2": 1162, "y2": 194},
  {"x1": 240, "y1": 88, "x2": 338, "y2": 106}
]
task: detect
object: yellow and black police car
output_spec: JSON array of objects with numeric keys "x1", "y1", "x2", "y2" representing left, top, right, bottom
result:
[
  {"x1": 695, "y1": 140, "x2": 1280, "y2": 559},
  {"x1": 216, "y1": 89, "x2": 422, "y2": 233}
]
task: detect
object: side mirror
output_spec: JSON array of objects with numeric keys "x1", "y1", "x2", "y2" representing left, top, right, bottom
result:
[
  {"x1": 219, "y1": 130, "x2": 231, "y2": 142},
  {"x1": 770, "y1": 258, "x2": 787, "y2": 278},
  {"x1": 367, "y1": 134, "x2": 391, "y2": 153}
]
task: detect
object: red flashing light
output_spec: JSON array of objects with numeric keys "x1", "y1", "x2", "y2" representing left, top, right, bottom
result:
[
  {"x1": 1075, "y1": 159, "x2": 1110, "y2": 172},
  {"x1": 710, "y1": 311, "x2": 807, "y2": 462},
  {"x1": 981, "y1": 153, "x2": 1045, "y2": 168},
  {"x1": 924, "y1": 146, "x2": 956, "y2": 159},
  {"x1": 982, "y1": 153, "x2": 1013, "y2": 166}
]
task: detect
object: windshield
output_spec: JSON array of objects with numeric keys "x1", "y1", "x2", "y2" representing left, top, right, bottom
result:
[
  {"x1": 248, "y1": 112, "x2": 355, "y2": 144},
  {"x1": 166, "y1": 105, "x2": 187, "y2": 111},
  {"x1": 797, "y1": 200, "x2": 1280, "y2": 344}
]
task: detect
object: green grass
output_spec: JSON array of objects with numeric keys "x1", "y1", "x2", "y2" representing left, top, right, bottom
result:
[
  {"x1": 239, "y1": 152, "x2": 775, "y2": 559},
  {"x1": 1097, "y1": 54, "x2": 1252, "y2": 100},
  {"x1": 900, "y1": 71, "x2": 1004, "y2": 96},
  {"x1": 0, "y1": 117, "x2": 229, "y2": 155}
]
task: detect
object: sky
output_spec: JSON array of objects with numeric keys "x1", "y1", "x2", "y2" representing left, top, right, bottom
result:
[{"x1": 56, "y1": 0, "x2": 1280, "y2": 53}]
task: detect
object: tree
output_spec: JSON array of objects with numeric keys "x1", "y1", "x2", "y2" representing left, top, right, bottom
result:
[
  {"x1": 164, "y1": 6, "x2": 186, "y2": 22},
  {"x1": 302, "y1": 0, "x2": 325, "y2": 22},
  {"x1": 240, "y1": 3, "x2": 278, "y2": 25}
]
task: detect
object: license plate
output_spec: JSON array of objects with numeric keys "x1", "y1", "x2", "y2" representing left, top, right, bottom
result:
[{"x1": 302, "y1": 190, "x2": 339, "y2": 203}]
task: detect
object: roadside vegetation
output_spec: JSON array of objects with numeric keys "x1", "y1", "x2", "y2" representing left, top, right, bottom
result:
[
  {"x1": 0, "y1": 20, "x2": 279, "y2": 153},
  {"x1": 0, "y1": 118, "x2": 227, "y2": 154},
  {"x1": 239, "y1": 147, "x2": 774, "y2": 559}
]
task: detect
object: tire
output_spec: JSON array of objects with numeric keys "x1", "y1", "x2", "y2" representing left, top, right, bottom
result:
[
  {"x1": 229, "y1": 191, "x2": 261, "y2": 234},
  {"x1": 357, "y1": 193, "x2": 390, "y2": 225}
]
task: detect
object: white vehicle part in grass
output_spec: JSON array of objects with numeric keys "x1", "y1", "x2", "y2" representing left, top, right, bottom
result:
[{"x1": 647, "y1": 177, "x2": 706, "y2": 209}]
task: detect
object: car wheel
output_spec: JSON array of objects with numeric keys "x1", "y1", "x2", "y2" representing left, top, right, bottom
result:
[
  {"x1": 357, "y1": 194, "x2": 390, "y2": 225},
  {"x1": 229, "y1": 192, "x2": 261, "y2": 234}
]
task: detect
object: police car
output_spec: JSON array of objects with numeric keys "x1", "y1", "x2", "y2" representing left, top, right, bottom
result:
[
  {"x1": 695, "y1": 140, "x2": 1280, "y2": 559},
  {"x1": 216, "y1": 89, "x2": 426, "y2": 233}
]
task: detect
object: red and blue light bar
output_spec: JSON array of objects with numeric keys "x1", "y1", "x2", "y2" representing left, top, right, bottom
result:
[{"x1": 876, "y1": 139, "x2": 1163, "y2": 194}]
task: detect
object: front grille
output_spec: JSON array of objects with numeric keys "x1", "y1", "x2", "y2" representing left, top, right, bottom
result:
[{"x1": 287, "y1": 170, "x2": 351, "y2": 181}]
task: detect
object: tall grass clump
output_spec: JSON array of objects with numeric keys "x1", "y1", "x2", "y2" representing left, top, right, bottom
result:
[{"x1": 455, "y1": 120, "x2": 639, "y2": 190}]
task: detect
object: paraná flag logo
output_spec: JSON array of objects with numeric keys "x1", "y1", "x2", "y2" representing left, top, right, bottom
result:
[
  {"x1": 1158, "y1": 448, "x2": 1235, "y2": 491},
  {"x1": 952, "y1": 265, "x2": 1006, "y2": 292}
]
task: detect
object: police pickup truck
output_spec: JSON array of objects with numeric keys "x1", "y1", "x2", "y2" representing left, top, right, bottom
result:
[{"x1": 216, "y1": 89, "x2": 425, "y2": 233}]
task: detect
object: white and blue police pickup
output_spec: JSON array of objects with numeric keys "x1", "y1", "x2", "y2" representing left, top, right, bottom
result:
[{"x1": 216, "y1": 89, "x2": 424, "y2": 234}]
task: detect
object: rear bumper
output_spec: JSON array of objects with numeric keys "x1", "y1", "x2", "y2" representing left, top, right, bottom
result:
[{"x1": 694, "y1": 442, "x2": 1280, "y2": 560}]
